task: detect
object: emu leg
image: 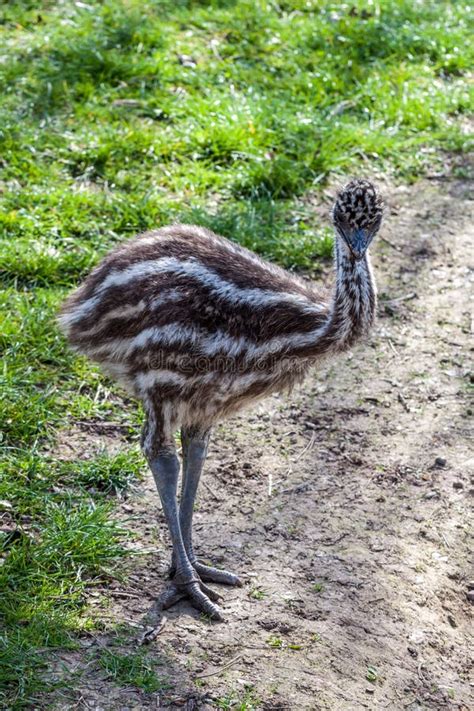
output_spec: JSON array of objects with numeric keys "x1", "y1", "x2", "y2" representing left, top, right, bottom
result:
[
  {"x1": 147, "y1": 449, "x2": 222, "y2": 620},
  {"x1": 178, "y1": 426, "x2": 242, "y2": 587}
]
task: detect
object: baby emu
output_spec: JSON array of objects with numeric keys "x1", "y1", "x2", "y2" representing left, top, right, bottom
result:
[{"x1": 60, "y1": 178, "x2": 383, "y2": 620}]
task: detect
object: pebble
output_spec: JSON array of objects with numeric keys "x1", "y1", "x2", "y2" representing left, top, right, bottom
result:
[
  {"x1": 447, "y1": 614, "x2": 457, "y2": 628},
  {"x1": 466, "y1": 590, "x2": 474, "y2": 603},
  {"x1": 434, "y1": 456, "x2": 447, "y2": 468},
  {"x1": 409, "y1": 630, "x2": 425, "y2": 644},
  {"x1": 365, "y1": 687, "x2": 375, "y2": 694},
  {"x1": 452, "y1": 481, "x2": 464, "y2": 489}
]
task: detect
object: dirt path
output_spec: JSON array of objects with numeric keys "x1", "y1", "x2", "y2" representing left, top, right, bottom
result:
[{"x1": 57, "y1": 178, "x2": 473, "y2": 710}]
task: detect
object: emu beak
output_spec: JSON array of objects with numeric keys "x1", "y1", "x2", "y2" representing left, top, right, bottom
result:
[{"x1": 348, "y1": 228, "x2": 370, "y2": 261}]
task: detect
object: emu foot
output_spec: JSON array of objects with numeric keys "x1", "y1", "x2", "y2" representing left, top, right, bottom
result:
[
  {"x1": 169, "y1": 560, "x2": 242, "y2": 587},
  {"x1": 194, "y1": 560, "x2": 243, "y2": 587},
  {"x1": 159, "y1": 574, "x2": 223, "y2": 621}
]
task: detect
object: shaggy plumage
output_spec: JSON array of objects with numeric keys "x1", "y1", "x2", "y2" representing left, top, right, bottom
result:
[{"x1": 59, "y1": 178, "x2": 383, "y2": 620}]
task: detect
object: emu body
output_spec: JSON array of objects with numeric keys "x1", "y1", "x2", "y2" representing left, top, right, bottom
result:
[{"x1": 60, "y1": 179, "x2": 383, "y2": 619}]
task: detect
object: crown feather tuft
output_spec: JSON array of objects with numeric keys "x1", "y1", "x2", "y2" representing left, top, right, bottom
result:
[{"x1": 332, "y1": 178, "x2": 383, "y2": 231}]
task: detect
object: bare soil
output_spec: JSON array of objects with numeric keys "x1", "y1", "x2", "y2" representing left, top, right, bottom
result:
[{"x1": 53, "y1": 178, "x2": 473, "y2": 710}]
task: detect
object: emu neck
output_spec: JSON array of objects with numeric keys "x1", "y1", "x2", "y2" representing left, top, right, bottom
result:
[{"x1": 327, "y1": 237, "x2": 377, "y2": 351}]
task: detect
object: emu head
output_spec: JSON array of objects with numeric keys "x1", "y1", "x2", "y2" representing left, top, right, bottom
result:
[{"x1": 332, "y1": 179, "x2": 383, "y2": 260}]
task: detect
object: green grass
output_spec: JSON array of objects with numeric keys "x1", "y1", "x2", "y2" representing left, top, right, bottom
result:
[
  {"x1": 97, "y1": 647, "x2": 170, "y2": 693},
  {"x1": 366, "y1": 665, "x2": 379, "y2": 683},
  {"x1": 0, "y1": 0, "x2": 472, "y2": 707},
  {"x1": 215, "y1": 687, "x2": 262, "y2": 710},
  {"x1": 0, "y1": 493, "x2": 131, "y2": 708},
  {"x1": 248, "y1": 586, "x2": 267, "y2": 600},
  {"x1": 267, "y1": 636, "x2": 284, "y2": 649}
]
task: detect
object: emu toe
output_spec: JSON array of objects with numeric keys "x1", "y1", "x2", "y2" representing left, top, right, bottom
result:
[
  {"x1": 160, "y1": 579, "x2": 223, "y2": 621},
  {"x1": 194, "y1": 561, "x2": 243, "y2": 587}
]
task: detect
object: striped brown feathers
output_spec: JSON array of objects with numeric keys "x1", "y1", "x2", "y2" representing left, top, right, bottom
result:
[{"x1": 59, "y1": 180, "x2": 382, "y2": 439}]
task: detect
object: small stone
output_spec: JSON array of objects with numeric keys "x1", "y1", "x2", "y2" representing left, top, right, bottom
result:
[
  {"x1": 409, "y1": 629, "x2": 425, "y2": 644},
  {"x1": 447, "y1": 614, "x2": 457, "y2": 628},
  {"x1": 177, "y1": 54, "x2": 197, "y2": 68},
  {"x1": 365, "y1": 687, "x2": 375, "y2": 694},
  {"x1": 452, "y1": 481, "x2": 464, "y2": 489},
  {"x1": 407, "y1": 646, "x2": 418, "y2": 657},
  {"x1": 434, "y1": 456, "x2": 447, "y2": 468},
  {"x1": 466, "y1": 590, "x2": 474, "y2": 603},
  {"x1": 467, "y1": 581, "x2": 474, "y2": 590}
]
